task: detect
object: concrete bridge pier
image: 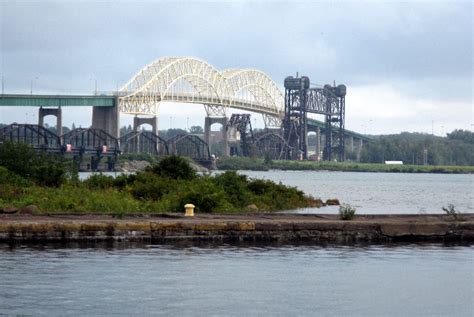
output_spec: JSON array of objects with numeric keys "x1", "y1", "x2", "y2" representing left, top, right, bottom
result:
[
  {"x1": 133, "y1": 115, "x2": 158, "y2": 135},
  {"x1": 348, "y1": 136, "x2": 354, "y2": 152},
  {"x1": 315, "y1": 127, "x2": 321, "y2": 160},
  {"x1": 91, "y1": 98, "x2": 120, "y2": 138},
  {"x1": 38, "y1": 106, "x2": 62, "y2": 136},
  {"x1": 204, "y1": 116, "x2": 229, "y2": 156},
  {"x1": 130, "y1": 115, "x2": 158, "y2": 153},
  {"x1": 356, "y1": 138, "x2": 363, "y2": 162}
]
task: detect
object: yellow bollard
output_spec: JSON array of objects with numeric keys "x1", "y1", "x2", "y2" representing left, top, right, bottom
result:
[{"x1": 184, "y1": 204, "x2": 195, "y2": 217}]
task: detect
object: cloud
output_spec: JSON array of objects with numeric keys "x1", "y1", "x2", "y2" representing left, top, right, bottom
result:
[
  {"x1": 0, "y1": 0, "x2": 472, "y2": 135},
  {"x1": 345, "y1": 83, "x2": 473, "y2": 135}
]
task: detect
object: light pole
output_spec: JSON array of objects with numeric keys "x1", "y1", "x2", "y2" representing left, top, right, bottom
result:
[
  {"x1": 30, "y1": 76, "x2": 39, "y2": 95},
  {"x1": 1, "y1": 75, "x2": 4, "y2": 95}
]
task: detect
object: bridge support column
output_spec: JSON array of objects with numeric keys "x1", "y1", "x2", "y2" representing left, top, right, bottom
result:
[
  {"x1": 356, "y1": 138, "x2": 363, "y2": 162},
  {"x1": 92, "y1": 97, "x2": 120, "y2": 138},
  {"x1": 315, "y1": 127, "x2": 321, "y2": 161},
  {"x1": 349, "y1": 136, "x2": 354, "y2": 152},
  {"x1": 133, "y1": 115, "x2": 158, "y2": 135},
  {"x1": 204, "y1": 116, "x2": 228, "y2": 156},
  {"x1": 38, "y1": 106, "x2": 62, "y2": 136}
]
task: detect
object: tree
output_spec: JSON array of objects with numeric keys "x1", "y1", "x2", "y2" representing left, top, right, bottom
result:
[{"x1": 189, "y1": 125, "x2": 204, "y2": 134}]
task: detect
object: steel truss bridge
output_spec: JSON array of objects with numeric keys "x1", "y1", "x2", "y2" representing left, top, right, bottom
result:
[{"x1": 0, "y1": 124, "x2": 212, "y2": 170}]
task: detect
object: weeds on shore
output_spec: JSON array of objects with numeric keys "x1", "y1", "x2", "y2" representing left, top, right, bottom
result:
[
  {"x1": 442, "y1": 204, "x2": 465, "y2": 222},
  {"x1": 339, "y1": 204, "x2": 356, "y2": 220}
]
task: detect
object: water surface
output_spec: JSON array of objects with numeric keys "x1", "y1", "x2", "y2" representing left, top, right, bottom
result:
[
  {"x1": 241, "y1": 170, "x2": 473, "y2": 214},
  {"x1": 0, "y1": 243, "x2": 472, "y2": 316}
]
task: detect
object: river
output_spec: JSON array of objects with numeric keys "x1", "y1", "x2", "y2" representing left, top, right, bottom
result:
[{"x1": 0, "y1": 242, "x2": 472, "y2": 316}]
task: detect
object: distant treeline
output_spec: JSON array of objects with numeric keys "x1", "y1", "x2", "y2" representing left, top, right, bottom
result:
[{"x1": 359, "y1": 130, "x2": 474, "y2": 166}]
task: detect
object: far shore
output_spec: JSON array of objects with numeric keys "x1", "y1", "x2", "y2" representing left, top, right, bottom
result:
[{"x1": 215, "y1": 157, "x2": 474, "y2": 174}]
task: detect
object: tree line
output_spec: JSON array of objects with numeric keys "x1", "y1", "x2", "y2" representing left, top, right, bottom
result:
[{"x1": 359, "y1": 130, "x2": 474, "y2": 166}]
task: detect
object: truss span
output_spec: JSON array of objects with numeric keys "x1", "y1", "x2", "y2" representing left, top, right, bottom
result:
[{"x1": 119, "y1": 57, "x2": 284, "y2": 123}]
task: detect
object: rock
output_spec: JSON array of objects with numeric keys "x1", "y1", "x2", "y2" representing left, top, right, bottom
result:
[
  {"x1": 189, "y1": 161, "x2": 209, "y2": 173},
  {"x1": 246, "y1": 204, "x2": 259, "y2": 212},
  {"x1": 116, "y1": 160, "x2": 151, "y2": 172},
  {"x1": 308, "y1": 198, "x2": 326, "y2": 208},
  {"x1": 20, "y1": 205, "x2": 39, "y2": 215},
  {"x1": 325, "y1": 199, "x2": 340, "y2": 206},
  {"x1": 1, "y1": 207, "x2": 18, "y2": 214}
]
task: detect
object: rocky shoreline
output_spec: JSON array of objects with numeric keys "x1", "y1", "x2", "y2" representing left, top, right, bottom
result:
[{"x1": 1, "y1": 213, "x2": 473, "y2": 244}]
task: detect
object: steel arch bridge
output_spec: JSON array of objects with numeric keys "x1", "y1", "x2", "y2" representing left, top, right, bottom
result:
[{"x1": 119, "y1": 57, "x2": 284, "y2": 127}]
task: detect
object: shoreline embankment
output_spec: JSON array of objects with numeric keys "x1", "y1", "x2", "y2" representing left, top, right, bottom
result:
[{"x1": 1, "y1": 214, "x2": 473, "y2": 244}]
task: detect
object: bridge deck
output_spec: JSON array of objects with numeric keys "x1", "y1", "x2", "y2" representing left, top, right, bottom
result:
[
  {"x1": 307, "y1": 118, "x2": 371, "y2": 141},
  {"x1": 0, "y1": 95, "x2": 116, "y2": 107}
]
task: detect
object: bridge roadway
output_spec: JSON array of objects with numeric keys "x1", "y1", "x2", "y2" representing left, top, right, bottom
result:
[{"x1": 0, "y1": 94, "x2": 116, "y2": 107}]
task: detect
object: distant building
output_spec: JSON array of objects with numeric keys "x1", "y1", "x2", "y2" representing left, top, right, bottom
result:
[{"x1": 385, "y1": 161, "x2": 403, "y2": 165}]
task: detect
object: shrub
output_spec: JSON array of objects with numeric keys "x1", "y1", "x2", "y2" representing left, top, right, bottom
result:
[
  {"x1": 0, "y1": 142, "x2": 36, "y2": 178},
  {"x1": 442, "y1": 204, "x2": 465, "y2": 222},
  {"x1": 247, "y1": 178, "x2": 307, "y2": 211},
  {"x1": 0, "y1": 166, "x2": 32, "y2": 187},
  {"x1": 0, "y1": 142, "x2": 72, "y2": 186},
  {"x1": 113, "y1": 173, "x2": 136, "y2": 189},
  {"x1": 151, "y1": 155, "x2": 196, "y2": 180},
  {"x1": 339, "y1": 204, "x2": 356, "y2": 220},
  {"x1": 175, "y1": 177, "x2": 231, "y2": 213},
  {"x1": 212, "y1": 171, "x2": 251, "y2": 207},
  {"x1": 83, "y1": 174, "x2": 115, "y2": 189},
  {"x1": 129, "y1": 172, "x2": 178, "y2": 201},
  {"x1": 32, "y1": 153, "x2": 68, "y2": 187}
]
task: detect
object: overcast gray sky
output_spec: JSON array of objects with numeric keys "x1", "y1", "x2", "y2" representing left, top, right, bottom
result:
[{"x1": 0, "y1": 0, "x2": 472, "y2": 135}]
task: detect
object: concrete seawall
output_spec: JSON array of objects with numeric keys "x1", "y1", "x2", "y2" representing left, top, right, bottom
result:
[{"x1": 1, "y1": 214, "x2": 473, "y2": 243}]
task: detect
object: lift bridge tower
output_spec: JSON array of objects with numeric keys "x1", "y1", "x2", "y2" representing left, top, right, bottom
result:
[{"x1": 283, "y1": 76, "x2": 346, "y2": 161}]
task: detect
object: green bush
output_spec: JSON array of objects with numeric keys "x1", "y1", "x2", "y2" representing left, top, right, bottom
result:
[
  {"x1": 0, "y1": 142, "x2": 36, "y2": 178},
  {"x1": 151, "y1": 155, "x2": 196, "y2": 180},
  {"x1": 247, "y1": 178, "x2": 307, "y2": 211},
  {"x1": 175, "y1": 177, "x2": 231, "y2": 213},
  {"x1": 83, "y1": 174, "x2": 116, "y2": 189},
  {"x1": 212, "y1": 171, "x2": 252, "y2": 207},
  {"x1": 0, "y1": 166, "x2": 33, "y2": 187},
  {"x1": 339, "y1": 204, "x2": 356, "y2": 220},
  {"x1": 0, "y1": 142, "x2": 72, "y2": 186},
  {"x1": 129, "y1": 172, "x2": 178, "y2": 201}
]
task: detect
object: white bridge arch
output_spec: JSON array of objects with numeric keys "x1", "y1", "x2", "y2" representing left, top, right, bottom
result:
[{"x1": 119, "y1": 57, "x2": 284, "y2": 127}]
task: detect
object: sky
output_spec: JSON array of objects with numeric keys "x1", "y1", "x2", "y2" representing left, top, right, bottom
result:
[{"x1": 0, "y1": 0, "x2": 472, "y2": 135}]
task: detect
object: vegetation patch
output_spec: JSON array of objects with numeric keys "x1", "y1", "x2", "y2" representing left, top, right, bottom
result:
[
  {"x1": 0, "y1": 144, "x2": 314, "y2": 215},
  {"x1": 339, "y1": 204, "x2": 356, "y2": 220},
  {"x1": 442, "y1": 204, "x2": 466, "y2": 222}
]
